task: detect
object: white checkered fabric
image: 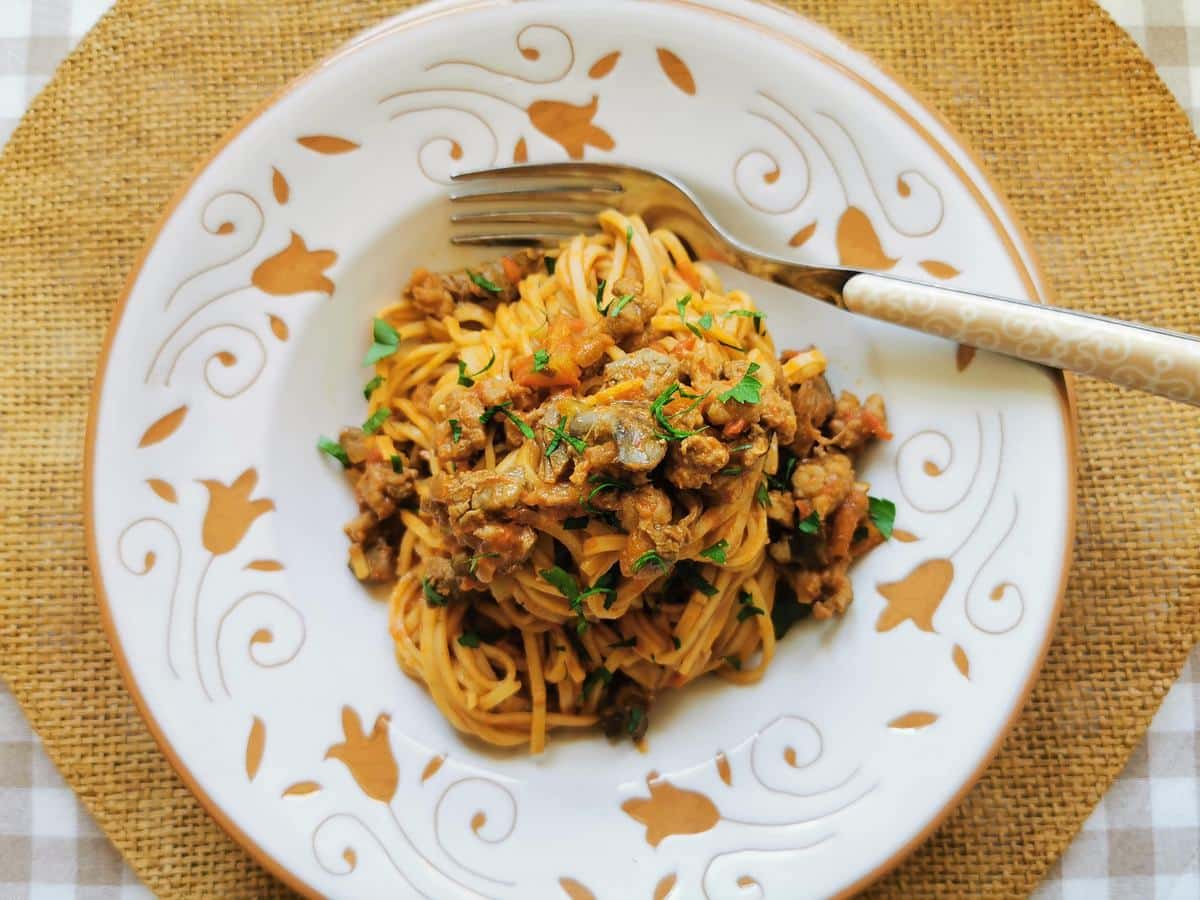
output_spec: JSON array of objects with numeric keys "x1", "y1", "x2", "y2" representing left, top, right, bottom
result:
[{"x1": 0, "y1": 1, "x2": 1197, "y2": 896}]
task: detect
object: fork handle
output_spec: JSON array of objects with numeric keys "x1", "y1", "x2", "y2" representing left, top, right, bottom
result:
[{"x1": 842, "y1": 273, "x2": 1200, "y2": 406}]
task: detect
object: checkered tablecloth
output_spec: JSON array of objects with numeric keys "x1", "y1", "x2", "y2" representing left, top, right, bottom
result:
[{"x1": 1, "y1": 1, "x2": 1198, "y2": 897}]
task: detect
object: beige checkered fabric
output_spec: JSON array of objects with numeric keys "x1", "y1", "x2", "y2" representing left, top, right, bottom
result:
[{"x1": 0, "y1": 0, "x2": 1196, "y2": 896}]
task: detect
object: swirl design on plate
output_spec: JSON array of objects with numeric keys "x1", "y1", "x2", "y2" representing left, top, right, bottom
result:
[
  {"x1": 895, "y1": 413, "x2": 983, "y2": 514},
  {"x1": 965, "y1": 497, "x2": 1025, "y2": 635},
  {"x1": 214, "y1": 591, "x2": 307, "y2": 698},
  {"x1": 433, "y1": 777, "x2": 518, "y2": 887},
  {"x1": 425, "y1": 24, "x2": 575, "y2": 84},
  {"x1": 117, "y1": 518, "x2": 183, "y2": 678},
  {"x1": 164, "y1": 191, "x2": 265, "y2": 311}
]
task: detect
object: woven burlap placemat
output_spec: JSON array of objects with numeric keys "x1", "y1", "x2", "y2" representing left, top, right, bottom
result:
[{"x1": 1, "y1": 0, "x2": 1198, "y2": 896}]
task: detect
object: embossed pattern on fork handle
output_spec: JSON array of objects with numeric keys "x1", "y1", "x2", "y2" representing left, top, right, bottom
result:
[{"x1": 842, "y1": 273, "x2": 1200, "y2": 406}]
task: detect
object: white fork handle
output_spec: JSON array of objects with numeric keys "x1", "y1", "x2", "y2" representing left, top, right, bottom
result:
[{"x1": 842, "y1": 273, "x2": 1200, "y2": 406}]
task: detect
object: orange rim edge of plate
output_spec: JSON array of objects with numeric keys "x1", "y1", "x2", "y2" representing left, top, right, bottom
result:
[{"x1": 81, "y1": 1, "x2": 1079, "y2": 897}]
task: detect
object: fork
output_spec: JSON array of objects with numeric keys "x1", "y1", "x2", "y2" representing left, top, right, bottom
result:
[{"x1": 449, "y1": 162, "x2": 1200, "y2": 407}]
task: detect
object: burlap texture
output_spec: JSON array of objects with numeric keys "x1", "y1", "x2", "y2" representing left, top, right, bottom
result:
[{"x1": 1, "y1": 0, "x2": 1197, "y2": 896}]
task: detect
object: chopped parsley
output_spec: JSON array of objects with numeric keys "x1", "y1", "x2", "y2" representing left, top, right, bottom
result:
[
  {"x1": 457, "y1": 631, "x2": 481, "y2": 648},
  {"x1": 755, "y1": 479, "x2": 770, "y2": 507},
  {"x1": 699, "y1": 540, "x2": 729, "y2": 564},
  {"x1": 737, "y1": 590, "x2": 765, "y2": 622},
  {"x1": 545, "y1": 256, "x2": 557, "y2": 276},
  {"x1": 584, "y1": 475, "x2": 632, "y2": 512},
  {"x1": 718, "y1": 362, "x2": 763, "y2": 405},
  {"x1": 421, "y1": 578, "x2": 448, "y2": 607},
  {"x1": 609, "y1": 635, "x2": 638, "y2": 649},
  {"x1": 539, "y1": 565, "x2": 616, "y2": 632},
  {"x1": 632, "y1": 550, "x2": 669, "y2": 574},
  {"x1": 719, "y1": 466, "x2": 744, "y2": 476},
  {"x1": 532, "y1": 349, "x2": 551, "y2": 373},
  {"x1": 363, "y1": 375, "x2": 383, "y2": 399},
  {"x1": 362, "y1": 407, "x2": 391, "y2": 435},
  {"x1": 675, "y1": 293, "x2": 703, "y2": 338},
  {"x1": 683, "y1": 567, "x2": 718, "y2": 597},
  {"x1": 698, "y1": 311, "x2": 714, "y2": 330},
  {"x1": 672, "y1": 636, "x2": 681, "y2": 649},
  {"x1": 467, "y1": 552, "x2": 499, "y2": 575},
  {"x1": 625, "y1": 224, "x2": 633, "y2": 246},
  {"x1": 563, "y1": 516, "x2": 590, "y2": 530},
  {"x1": 467, "y1": 269, "x2": 501, "y2": 294},
  {"x1": 583, "y1": 666, "x2": 612, "y2": 695},
  {"x1": 627, "y1": 706, "x2": 644, "y2": 735},
  {"x1": 456, "y1": 348, "x2": 496, "y2": 387},
  {"x1": 725, "y1": 308, "x2": 766, "y2": 334},
  {"x1": 317, "y1": 436, "x2": 350, "y2": 468},
  {"x1": 797, "y1": 510, "x2": 820, "y2": 535},
  {"x1": 730, "y1": 443, "x2": 754, "y2": 453},
  {"x1": 390, "y1": 455, "x2": 403, "y2": 473},
  {"x1": 608, "y1": 293, "x2": 635, "y2": 317},
  {"x1": 650, "y1": 383, "x2": 707, "y2": 441},
  {"x1": 544, "y1": 418, "x2": 587, "y2": 456},
  {"x1": 723, "y1": 655, "x2": 742, "y2": 671},
  {"x1": 449, "y1": 419, "x2": 462, "y2": 443},
  {"x1": 594, "y1": 278, "x2": 607, "y2": 312},
  {"x1": 868, "y1": 496, "x2": 896, "y2": 539},
  {"x1": 771, "y1": 582, "x2": 810, "y2": 639},
  {"x1": 480, "y1": 401, "x2": 535, "y2": 440},
  {"x1": 768, "y1": 451, "x2": 799, "y2": 492},
  {"x1": 364, "y1": 318, "x2": 401, "y2": 366}
]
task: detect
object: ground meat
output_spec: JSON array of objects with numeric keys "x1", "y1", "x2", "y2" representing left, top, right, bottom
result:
[
  {"x1": 568, "y1": 402, "x2": 666, "y2": 473},
  {"x1": 363, "y1": 538, "x2": 395, "y2": 582},
  {"x1": 602, "y1": 349, "x2": 680, "y2": 399},
  {"x1": 344, "y1": 510, "x2": 378, "y2": 544},
  {"x1": 785, "y1": 563, "x2": 853, "y2": 620},
  {"x1": 354, "y1": 460, "x2": 417, "y2": 520},
  {"x1": 665, "y1": 434, "x2": 729, "y2": 490},
  {"x1": 827, "y1": 489, "x2": 868, "y2": 560},
  {"x1": 617, "y1": 486, "x2": 690, "y2": 575},
  {"x1": 436, "y1": 390, "x2": 487, "y2": 462},
  {"x1": 828, "y1": 392, "x2": 890, "y2": 451},
  {"x1": 403, "y1": 250, "x2": 544, "y2": 318},
  {"x1": 758, "y1": 381, "x2": 798, "y2": 446},
  {"x1": 789, "y1": 375, "x2": 835, "y2": 457},
  {"x1": 338, "y1": 428, "x2": 373, "y2": 465},
  {"x1": 599, "y1": 677, "x2": 651, "y2": 743},
  {"x1": 425, "y1": 469, "x2": 536, "y2": 569},
  {"x1": 791, "y1": 451, "x2": 855, "y2": 519}
]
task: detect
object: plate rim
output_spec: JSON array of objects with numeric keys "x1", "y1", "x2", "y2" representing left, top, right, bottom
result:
[{"x1": 82, "y1": 1, "x2": 1079, "y2": 896}]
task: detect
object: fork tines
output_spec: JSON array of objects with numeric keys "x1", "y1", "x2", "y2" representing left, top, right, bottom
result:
[{"x1": 448, "y1": 164, "x2": 625, "y2": 247}]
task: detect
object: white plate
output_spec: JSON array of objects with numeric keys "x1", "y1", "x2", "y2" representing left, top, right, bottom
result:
[{"x1": 86, "y1": 1, "x2": 1075, "y2": 896}]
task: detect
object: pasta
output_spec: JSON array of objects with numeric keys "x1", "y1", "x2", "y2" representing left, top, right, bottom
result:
[{"x1": 325, "y1": 212, "x2": 892, "y2": 752}]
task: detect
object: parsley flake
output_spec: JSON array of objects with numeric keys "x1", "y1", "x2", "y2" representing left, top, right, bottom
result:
[
  {"x1": 672, "y1": 636, "x2": 681, "y2": 650},
  {"x1": 583, "y1": 666, "x2": 612, "y2": 695},
  {"x1": 480, "y1": 401, "x2": 535, "y2": 440},
  {"x1": 363, "y1": 375, "x2": 383, "y2": 399},
  {"x1": 456, "y1": 348, "x2": 496, "y2": 387},
  {"x1": 533, "y1": 349, "x2": 551, "y2": 373},
  {"x1": 625, "y1": 224, "x2": 633, "y2": 246},
  {"x1": 719, "y1": 466, "x2": 744, "y2": 476},
  {"x1": 390, "y1": 455, "x2": 403, "y2": 474},
  {"x1": 362, "y1": 407, "x2": 391, "y2": 435},
  {"x1": 650, "y1": 383, "x2": 706, "y2": 441},
  {"x1": 699, "y1": 540, "x2": 729, "y2": 564},
  {"x1": 627, "y1": 706, "x2": 644, "y2": 735},
  {"x1": 725, "y1": 308, "x2": 766, "y2": 334},
  {"x1": 737, "y1": 591, "x2": 765, "y2": 622},
  {"x1": 540, "y1": 566, "x2": 615, "y2": 632},
  {"x1": 467, "y1": 552, "x2": 499, "y2": 575},
  {"x1": 868, "y1": 496, "x2": 896, "y2": 539},
  {"x1": 675, "y1": 293, "x2": 703, "y2": 338},
  {"x1": 608, "y1": 293, "x2": 635, "y2": 317},
  {"x1": 544, "y1": 418, "x2": 587, "y2": 456},
  {"x1": 632, "y1": 550, "x2": 668, "y2": 574},
  {"x1": 449, "y1": 419, "x2": 462, "y2": 443},
  {"x1": 317, "y1": 436, "x2": 350, "y2": 468},
  {"x1": 724, "y1": 655, "x2": 742, "y2": 671},
  {"x1": 594, "y1": 278, "x2": 607, "y2": 312},
  {"x1": 458, "y1": 631, "x2": 481, "y2": 648},
  {"x1": 467, "y1": 269, "x2": 501, "y2": 294},
  {"x1": 421, "y1": 578, "x2": 448, "y2": 607},
  {"x1": 683, "y1": 568, "x2": 719, "y2": 597},
  {"x1": 718, "y1": 362, "x2": 763, "y2": 405},
  {"x1": 797, "y1": 510, "x2": 820, "y2": 535},
  {"x1": 545, "y1": 256, "x2": 557, "y2": 276},
  {"x1": 755, "y1": 479, "x2": 770, "y2": 507},
  {"x1": 364, "y1": 318, "x2": 401, "y2": 366}
]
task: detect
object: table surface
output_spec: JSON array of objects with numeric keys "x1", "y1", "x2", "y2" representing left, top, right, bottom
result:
[{"x1": 2, "y1": 1, "x2": 1198, "y2": 898}]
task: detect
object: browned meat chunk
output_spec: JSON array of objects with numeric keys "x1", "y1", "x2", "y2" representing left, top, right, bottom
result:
[
  {"x1": 789, "y1": 375, "x2": 835, "y2": 457},
  {"x1": 599, "y1": 678, "x2": 651, "y2": 742},
  {"x1": 791, "y1": 451, "x2": 854, "y2": 519},
  {"x1": 617, "y1": 486, "x2": 690, "y2": 575},
  {"x1": 602, "y1": 348, "x2": 680, "y2": 399},
  {"x1": 828, "y1": 392, "x2": 890, "y2": 451},
  {"x1": 426, "y1": 469, "x2": 536, "y2": 570},
  {"x1": 568, "y1": 402, "x2": 667, "y2": 473},
  {"x1": 403, "y1": 250, "x2": 544, "y2": 318},
  {"x1": 354, "y1": 460, "x2": 417, "y2": 520},
  {"x1": 665, "y1": 435, "x2": 729, "y2": 490}
]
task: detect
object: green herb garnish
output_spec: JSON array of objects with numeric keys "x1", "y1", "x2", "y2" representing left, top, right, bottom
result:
[
  {"x1": 422, "y1": 578, "x2": 448, "y2": 607},
  {"x1": 583, "y1": 666, "x2": 612, "y2": 695},
  {"x1": 718, "y1": 362, "x2": 763, "y2": 405},
  {"x1": 467, "y1": 269, "x2": 501, "y2": 294},
  {"x1": 563, "y1": 516, "x2": 590, "y2": 530},
  {"x1": 364, "y1": 318, "x2": 401, "y2": 366},
  {"x1": 797, "y1": 510, "x2": 820, "y2": 535},
  {"x1": 672, "y1": 636, "x2": 681, "y2": 649},
  {"x1": 755, "y1": 479, "x2": 770, "y2": 507},
  {"x1": 594, "y1": 278, "x2": 607, "y2": 312},
  {"x1": 544, "y1": 418, "x2": 587, "y2": 456},
  {"x1": 456, "y1": 348, "x2": 496, "y2": 387},
  {"x1": 540, "y1": 565, "x2": 616, "y2": 632},
  {"x1": 683, "y1": 568, "x2": 718, "y2": 597},
  {"x1": 584, "y1": 475, "x2": 632, "y2": 512},
  {"x1": 698, "y1": 311, "x2": 713, "y2": 331},
  {"x1": 545, "y1": 256, "x2": 557, "y2": 276},
  {"x1": 362, "y1": 407, "x2": 391, "y2": 435},
  {"x1": 632, "y1": 550, "x2": 668, "y2": 574},
  {"x1": 627, "y1": 706, "x2": 644, "y2": 735},
  {"x1": 449, "y1": 419, "x2": 462, "y2": 443},
  {"x1": 724, "y1": 308, "x2": 766, "y2": 334},
  {"x1": 719, "y1": 466, "x2": 744, "y2": 476},
  {"x1": 868, "y1": 496, "x2": 896, "y2": 540},
  {"x1": 363, "y1": 375, "x2": 383, "y2": 399},
  {"x1": 317, "y1": 436, "x2": 350, "y2": 468},
  {"x1": 737, "y1": 591, "x2": 765, "y2": 621},
  {"x1": 650, "y1": 383, "x2": 706, "y2": 441},
  {"x1": 699, "y1": 540, "x2": 729, "y2": 564},
  {"x1": 675, "y1": 293, "x2": 703, "y2": 338},
  {"x1": 390, "y1": 455, "x2": 403, "y2": 473},
  {"x1": 467, "y1": 552, "x2": 499, "y2": 575},
  {"x1": 625, "y1": 224, "x2": 633, "y2": 246},
  {"x1": 458, "y1": 631, "x2": 481, "y2": 648},
  {"x1": 608, "y1": 294, "x2": 635, "y2": 317},
  {"x1": 730, "y1": 443, "x2": 754, "y2": 453},
  {"x1": 480, "y1": 401, "x2": 535, "y2": 440},
  {"x1": 723, "y1": 655, "x2": 742, "y2": 670},
  {"x1": 533, "y1": 349, "x2": 551, "y2": 373}
]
